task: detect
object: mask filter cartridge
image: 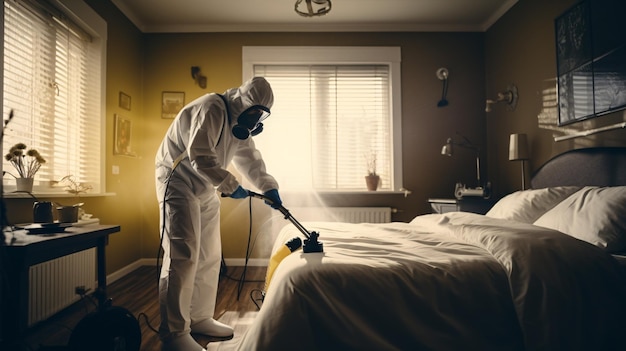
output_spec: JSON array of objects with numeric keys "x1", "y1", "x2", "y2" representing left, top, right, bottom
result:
[{"x1": 232, "y1": 105, "x2": 270, "y2": 140}]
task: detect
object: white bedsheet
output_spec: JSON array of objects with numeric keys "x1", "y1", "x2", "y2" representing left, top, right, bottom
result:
[{"x1": 237, "y1": 213, "x2": 626, "y2": 351}]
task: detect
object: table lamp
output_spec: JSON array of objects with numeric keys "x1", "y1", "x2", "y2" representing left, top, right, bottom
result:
[
  {"x1": 441, "y1": 134, "x2": 481, "y2": 188},
  {"x1": 509, "y1": 133, "x2": 529, "y2": 190}
]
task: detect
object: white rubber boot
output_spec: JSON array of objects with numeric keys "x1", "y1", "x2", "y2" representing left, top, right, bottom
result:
[{"x1": 191, "y1": 318, "x2": 234, "y2": 338}]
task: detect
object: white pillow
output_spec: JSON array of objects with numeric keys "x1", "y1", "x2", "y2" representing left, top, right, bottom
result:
[
  {"x1": 533, "y1": 186, "x2": 626, "y2": 252},
  {"x1": 485, "y1": 186, "x2": 581, "y2": 223}
]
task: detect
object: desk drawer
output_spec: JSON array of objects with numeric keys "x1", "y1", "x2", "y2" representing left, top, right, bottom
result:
[{"x1": 430, "y1": 202, "x2": 459, "y2": 214}]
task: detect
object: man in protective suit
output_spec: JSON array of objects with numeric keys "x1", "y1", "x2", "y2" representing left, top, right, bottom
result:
[{"x1": 155, "y1": 77, "x2": 282, "y2": 351}]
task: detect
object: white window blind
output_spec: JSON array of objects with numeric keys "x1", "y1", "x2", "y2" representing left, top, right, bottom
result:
[
  {"x1": 243, "y1": 46, "x2": 402, "y2": 193},
  {"x1": 2, "y1": 0, "x2": 103, "y2": 193},
  {"x1": 253, "y1": 64, "x2": 392, "y2": 191}
]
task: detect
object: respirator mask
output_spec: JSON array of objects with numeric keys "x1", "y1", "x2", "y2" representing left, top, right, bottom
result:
[{"x1": 232, "y1": 105, "x2": 271, "y2": 140}]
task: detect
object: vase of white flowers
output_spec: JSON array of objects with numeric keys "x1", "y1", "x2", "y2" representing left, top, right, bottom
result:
[{"x1": 4, "y1": 143, "x2": 46, "y2": 192}]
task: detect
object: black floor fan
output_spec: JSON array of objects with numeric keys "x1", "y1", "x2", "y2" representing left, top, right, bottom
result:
[{"x1": 66, "y1": 289, "x2": 141, "y2": 351}]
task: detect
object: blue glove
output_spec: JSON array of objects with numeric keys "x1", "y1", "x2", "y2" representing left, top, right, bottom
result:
[
  {"x1": 229, "y1": 185, "x2": 249, "y2": 199},
  {"x1": 263, "y1": 189, "x2": 282, "y2": 209}
]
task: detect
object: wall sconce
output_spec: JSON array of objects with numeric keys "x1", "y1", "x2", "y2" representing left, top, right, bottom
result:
[
  {"x1": 485, "y1": 84, "x2": 518, "y2": 112},
  {"x1": 295, "y1": 0, "x2": 332, "y2": 17},
  {"x1": 436, "y1": 67, "x2": 449, "y2": 107},
  {"x1": 191, "y1": 66, "x2": 207, "y2": 89},
  {"x1": 509, "y1": 133, "x2": 529, "y2": 190}
]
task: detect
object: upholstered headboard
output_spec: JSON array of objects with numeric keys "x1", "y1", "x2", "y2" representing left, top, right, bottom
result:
[{"x1": 530, "y1": 147, "x2": 626, "y2": 189}]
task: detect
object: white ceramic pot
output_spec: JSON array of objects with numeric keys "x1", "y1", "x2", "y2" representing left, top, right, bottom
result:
[{"x1": 16, "y1": 177, "x2": 34, "y2": 192}]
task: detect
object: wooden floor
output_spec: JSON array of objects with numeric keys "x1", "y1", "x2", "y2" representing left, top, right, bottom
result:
[{"x1": 10, "y1": 265, "x2": 266, "y2": 351}]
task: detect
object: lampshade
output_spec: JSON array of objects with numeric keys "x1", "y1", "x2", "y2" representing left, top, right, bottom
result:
[{"x1": 509, "y1": 133, "x2": 529, "y2": 161}]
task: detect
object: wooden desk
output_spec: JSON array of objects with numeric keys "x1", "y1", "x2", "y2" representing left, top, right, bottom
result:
[{"x1": 1, "y1": 224, "x2": 120, "y2": 341}]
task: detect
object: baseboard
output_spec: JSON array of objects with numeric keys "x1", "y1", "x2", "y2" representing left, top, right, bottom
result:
[
  {"x1": 107, "y1": 258, "x2": 157, "y2": 284},
  {"x1": 107, "y1": 257, "x2": 267, "y2": 284}
]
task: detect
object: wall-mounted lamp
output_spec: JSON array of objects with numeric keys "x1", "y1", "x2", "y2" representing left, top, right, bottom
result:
[
  {"x1": 485, "y1": 84, "x2": 518, "y2": 112},
  {"x1": 509, "y1": 133, "x2": 529, "y2": 190},
  {"x1": 436, "y1": 67, "x2": 449, "y2": 107},
  {"x1": 295, "y1": 0, "x2": 331, "y2": 17},
  {"x1": 191, "y1": 66, "x2": 207, "y2": 89}
]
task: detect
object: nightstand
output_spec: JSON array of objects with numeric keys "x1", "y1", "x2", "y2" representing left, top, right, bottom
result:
[{"x1": 428, "y1": 197, "x2": 495, "y2": 215}]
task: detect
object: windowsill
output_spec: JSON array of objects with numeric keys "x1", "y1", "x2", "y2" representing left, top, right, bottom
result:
[
  {"x1": 2, "y1": 192, "x2": 117, "y2": 199},
  {"x1": 283, "y1": 189, "x2": 411, "y2": 196}
]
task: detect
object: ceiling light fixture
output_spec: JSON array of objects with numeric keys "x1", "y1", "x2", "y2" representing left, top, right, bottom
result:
[{"x1": 295, "y1": 0, "x2": 332, "y2": 17}]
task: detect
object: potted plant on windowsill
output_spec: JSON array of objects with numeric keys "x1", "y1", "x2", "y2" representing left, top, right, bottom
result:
[
  {"x1": 364, "y1": 151, "x2": 380, "y2": 191},
  {"x1": 53, "y1": 175, "x2": 93, "y2": 223},
  {"x1": 4, "y1": 143, "x2": 46, "y2": 192}
]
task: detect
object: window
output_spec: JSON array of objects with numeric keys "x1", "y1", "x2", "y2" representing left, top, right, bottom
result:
[
  {"x1": 242, "y1": 46, "x2": 402, "y2": 192},
  {"x1": 2, "y1": 0, "x2": 106, "y2": 194}
]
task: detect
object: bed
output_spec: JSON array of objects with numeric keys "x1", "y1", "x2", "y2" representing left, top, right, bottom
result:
[{"x1": 237, "y1": 147, "x2": 626, "y2": 351}]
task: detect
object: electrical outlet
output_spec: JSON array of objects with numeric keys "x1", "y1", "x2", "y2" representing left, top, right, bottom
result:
[
  {"x1": 112, "y1": 165, "x2": 120, "y2": 175},
  {"x1": 75, "y1": 285, "x2": 87, "y2": 295}
]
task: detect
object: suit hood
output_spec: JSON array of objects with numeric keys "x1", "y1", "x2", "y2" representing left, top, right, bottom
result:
[{"x1": 223, "y1": 77, "x2": 274, "y2": 121}]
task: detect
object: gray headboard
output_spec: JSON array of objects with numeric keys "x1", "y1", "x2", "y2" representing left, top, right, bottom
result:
[{"x1": 531, "y1": 147, "x2": 626, "y2": 189}]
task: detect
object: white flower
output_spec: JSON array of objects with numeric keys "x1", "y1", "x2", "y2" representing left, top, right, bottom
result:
[{"x1": 4, "y1": 143, "x2": 46, "y2": 178}]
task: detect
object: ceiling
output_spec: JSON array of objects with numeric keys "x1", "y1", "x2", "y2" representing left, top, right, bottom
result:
[{"x1": 111, "y1": 0, "x2": 519, "y2": 33}]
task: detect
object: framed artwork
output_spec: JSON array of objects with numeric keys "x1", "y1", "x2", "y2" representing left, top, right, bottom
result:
[
  {"x1": 592, "y1": 46, "x2": 626, "y2": 116},
  {"x1": 555, "y1": 0, "x2": 626, "y2": 125},
  {"x1": 114, "y1": 114, "x2": 134, "y2": 156},
  {"x1": 119, "y1": 91, "x2": 131, "y2": 110},
  {"x1": 162, "y1": 91, "x2": 185, "y2": 118},
  {"x1": 555, "y1": 1, "x2": 593, "y2": 125}
]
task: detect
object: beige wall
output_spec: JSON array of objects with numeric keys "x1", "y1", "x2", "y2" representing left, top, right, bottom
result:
[
  {"x1": 85, "y1": 0, "x2": 146, "y2": 275},
  {"x1": 6, "y1": 0, "x2": 625, "y2": 274},
  {"x1": 139, "y1": 31, "x2": 486, "y2": 260}
]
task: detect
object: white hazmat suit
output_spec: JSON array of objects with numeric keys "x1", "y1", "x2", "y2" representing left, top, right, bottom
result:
[{"x1": 155, "y1": 77, "x2": 279, "y2": 351}]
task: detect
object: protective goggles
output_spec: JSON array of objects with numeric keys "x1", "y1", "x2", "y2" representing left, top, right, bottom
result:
[{"x1": 232, "y1": 105, "x2": 271, "y2": 140}]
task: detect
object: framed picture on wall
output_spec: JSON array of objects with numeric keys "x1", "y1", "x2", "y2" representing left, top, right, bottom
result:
[
  {"x1": 592, "y1": 46, "x2": 626, "y2": 116},
  {"x1": 555, "y1": 0, "x2": 626, "y2": 125},
  {"x1": 119, "y1": 91, "x2": 131, "y2": 111},
  {"x1": 162, "y1": 91, "x2": 185, "y2": 119},
  {"x1": 114, "y1": 114, "x2": 135, "y2": 156},
  {"x1": 555, "y1": 0, "x2": 593, "y2": 125}
]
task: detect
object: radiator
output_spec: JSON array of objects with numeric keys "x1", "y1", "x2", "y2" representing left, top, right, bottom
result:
[
  {"x1": 28, "y1": 248, "x2": 96, "y2": 326},
  {"x1": 287, "y1": 206, "x2": 392, "y2": 224}
]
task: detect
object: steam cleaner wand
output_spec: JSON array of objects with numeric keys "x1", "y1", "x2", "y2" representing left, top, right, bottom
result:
[
  {"x1": 245, "y1": 191, "x2": 324, "y2": 304},
  {"x1": 247, "y1": 191, "x2": 323, "y2": 253}
]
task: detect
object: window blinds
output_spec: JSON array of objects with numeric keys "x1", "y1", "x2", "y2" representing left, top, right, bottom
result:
[
  {"x1": 3, "y1": 0, "x2": 101, "y2": 192},
  {"x1": 253, "y1": 64, "x2": 391, "y2": 191}
]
